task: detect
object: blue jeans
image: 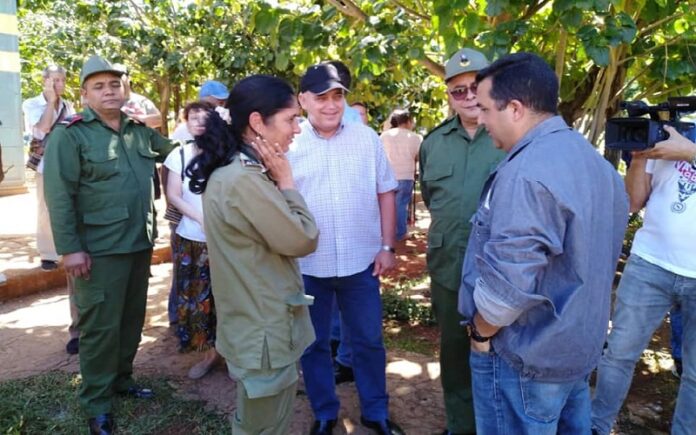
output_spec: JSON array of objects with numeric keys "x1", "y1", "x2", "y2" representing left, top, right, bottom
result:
[
  {"x1": 671, "y1": 304, "x2": 683, "y2": 361},
  {"x1": 470, "y1": 348, "x2": 591, "y2": 434},
  {"x1": 395, "y1": 180, "x2": 414, "y2": 240},
  {"x1": 330, "y1": 298, "x2": 352, "y2": 367},
  {"x1": 300, "y1": 265, "x2": 388, "y2": 421},
  {"x1": 591, "y1": 255, "x2": 696, "y2": 435}
]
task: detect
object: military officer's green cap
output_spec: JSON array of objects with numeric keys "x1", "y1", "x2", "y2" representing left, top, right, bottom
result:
[
  {"x1": 80, "y1": 55, "x2": 124, "y2": 86},
  {"x1": 444, "y1": 48, "x2": 489, "y2": 82}
]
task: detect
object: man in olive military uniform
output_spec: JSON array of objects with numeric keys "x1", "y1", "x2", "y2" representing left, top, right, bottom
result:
[
  {"x1": 419, "y1": 48, "x2": 505, "y2": 435},
  {"x1": 43, "y1": 55, "x2": 173, "y2": 435}
]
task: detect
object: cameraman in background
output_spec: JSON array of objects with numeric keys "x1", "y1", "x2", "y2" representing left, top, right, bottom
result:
[{"x1": 592, "y1": 126, "x2": 696, "y2": 434}]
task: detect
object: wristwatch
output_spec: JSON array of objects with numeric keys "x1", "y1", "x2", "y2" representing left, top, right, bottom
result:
[
  {"x1": 380, "y1": 245, "x2": 395, "y2": 254},
  {"x1": 466, "y1": 321, "x2": 491, "y2": 343}
]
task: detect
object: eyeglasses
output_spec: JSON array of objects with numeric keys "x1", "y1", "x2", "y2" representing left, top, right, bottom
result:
[{"x1": 448, "y1": 83, "x2": 478, "y2": 100}]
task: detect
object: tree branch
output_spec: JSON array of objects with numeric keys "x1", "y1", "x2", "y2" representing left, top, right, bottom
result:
[
  {"x1": 328, "y1": 0, "x2": 444, "y2": 78},
  {"x1": 326, "y1": 0, "x2": 368, "y2": 21},
  {"x1": 636, "y1": 11, "x2": 684, "y2": 39},
  {"x1": 521, "y1": 0, "x2": 552, "y2": 21},
  {"x1": 618, "y1": 33, "x2": 685, "y2": 66},
  {"x1": 389, "y1": 0, "x2": 429, "y2": 21},
  {"x1": 419, "y1": 55, "x2": 445, "y2": 77}
]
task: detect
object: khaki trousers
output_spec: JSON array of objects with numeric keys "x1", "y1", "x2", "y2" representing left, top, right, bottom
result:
[
  {"x1": 231, "y1": 379, "x2": 297, "y2": 435},
  {"x1": 35, "y1": 173, "x2": 58, "y2": 261}
]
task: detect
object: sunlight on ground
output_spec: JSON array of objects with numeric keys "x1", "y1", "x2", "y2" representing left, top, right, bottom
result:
[
  {"x1": 0, "y1": 294, "x2": 70, "y2": 330},
  {"x1": 640, "y1": 348, "x2": 675, "y2": 374},
  {"x1": 386, "y1": 359, "x2": 422, "y2": 378}
]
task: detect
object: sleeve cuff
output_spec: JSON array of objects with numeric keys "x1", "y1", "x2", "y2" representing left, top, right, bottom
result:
[{"x1": 473, "y1": 278, "x2": 523, "y2": 327}]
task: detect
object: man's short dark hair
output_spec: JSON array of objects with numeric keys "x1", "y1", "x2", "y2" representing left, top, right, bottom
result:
[{"x1": 476, "y1": 52, "x2": 558, "y2": 115}]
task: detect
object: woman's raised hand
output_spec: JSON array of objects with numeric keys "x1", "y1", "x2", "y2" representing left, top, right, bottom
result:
[{"x1": 250, "y1": 136, "x2": 295, "y2": 190}]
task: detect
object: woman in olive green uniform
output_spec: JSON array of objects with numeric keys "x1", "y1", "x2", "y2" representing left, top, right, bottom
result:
[{"x1": 187, "y1": 75, "x2": 318, "y2": 434}]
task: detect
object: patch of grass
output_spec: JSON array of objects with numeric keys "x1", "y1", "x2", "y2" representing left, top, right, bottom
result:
[
  {"x1": 383, "y1": 321, "x2": 438, "y2": 356},
  {"x1": 381, "y1": 276, "x2": 435, "y2": 326},
  {"x1": 0, "y1": 371, "x2": 230, "y2": 434}
]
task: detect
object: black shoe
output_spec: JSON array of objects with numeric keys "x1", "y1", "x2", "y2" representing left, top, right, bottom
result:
[
  {"x1": 88, "y1": 413, "x2": 114, "y2": 435},
  {"x1": 334, "y1": 361, "x2": 354, "y2": 385},
  {"x1": 361, "y1": 417, "x2": 405, "y2": 435},
  {"x1": 65, "y1": 337, "x2": 79, "y2": 355},
  {"x1": 40, "y1": 260, "x2": 58, "y2": 271},
  {"x1": 118, "y1": 386, "x2": 154, "y2": 399},
  {"x1": 310, "y1": 419, "x2": 336, "y2": 435}
]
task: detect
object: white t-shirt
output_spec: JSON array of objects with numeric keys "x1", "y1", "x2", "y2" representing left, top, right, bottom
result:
[
  {"x1": 631, "y1": 158, "x2": 696, "y2": 278},
  {"x1": 170, "y1": 122, "x2": 193, "y2": 142},
  {"x1": 163, "y1": 143, "x2": 206, "y2": 242}
]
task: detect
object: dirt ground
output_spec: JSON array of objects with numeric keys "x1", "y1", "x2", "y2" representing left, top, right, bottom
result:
[
  {"x1": 0, "y1": 229, "x2": 680, "y2": 434},
  {"x1": 0, "y1": 236, "x2": 447, "y2": 434}
]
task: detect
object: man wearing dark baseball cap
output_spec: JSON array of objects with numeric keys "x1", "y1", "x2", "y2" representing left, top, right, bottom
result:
[
  {"x1": 419, "y1": 47, "x2": 505, "y2": 435},
  {"x1": 288, "y1": 65, "x2": 402, "y2": 435},
  {"x1": 299, "y1": 63, "x2": 348, "y2": 95}
]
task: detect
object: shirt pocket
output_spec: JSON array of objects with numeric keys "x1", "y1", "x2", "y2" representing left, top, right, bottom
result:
[
  {"x1": 82, "y1": 142, "x2": 119, "y2": 180},
  {"x1": 422, "y1": 164, "x2": 453, "y2": 210},
  {"x1": 82, "y1": 206, "x2": 130, "y2": 252},
  {"x1": 285, "y1": 292, "x2": 314, "y2": 351}
]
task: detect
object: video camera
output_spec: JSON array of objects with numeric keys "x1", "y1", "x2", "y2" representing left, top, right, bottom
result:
[{"x1": 605, "y1": 96, "x2": 696, "y2": 151}]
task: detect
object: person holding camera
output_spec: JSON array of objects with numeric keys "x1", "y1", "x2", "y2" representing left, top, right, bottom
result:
[{"x1": 592, "y1": 126, "x2": 696, "y2": 434}]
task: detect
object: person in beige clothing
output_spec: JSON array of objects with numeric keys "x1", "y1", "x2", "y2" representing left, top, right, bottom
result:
[
  {"x1": 380, "y1": 109, "x2": 423, "y2": 241},
  {"x1": 187, "y1": 75, "x2": 318, "y2": 434}
]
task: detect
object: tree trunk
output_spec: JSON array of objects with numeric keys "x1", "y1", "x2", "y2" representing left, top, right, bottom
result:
[{"x1": 158, "y1": 76, "x2": 171, "y2": 137}]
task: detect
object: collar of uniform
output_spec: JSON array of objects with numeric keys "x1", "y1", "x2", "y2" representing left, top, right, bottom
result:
[
  {"x1": 239, "y1": 149, "x2": 268, "y2": 173},
  {"x1": 442, "y1": 116, "x2": 486, "y2": 141},
  {"x1": 81, "y1": 107, "x2": 131, "y2": 127}
]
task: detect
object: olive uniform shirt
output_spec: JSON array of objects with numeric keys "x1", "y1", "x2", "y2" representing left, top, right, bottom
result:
[
  {"x1": 419, "y1": 116, "x2": 504, "y2": 291},
  {"x1": 203, "y1": 152, "x2": 318, "y2": 396},
  {"x1": 43, "y1": 107, "x2": 173, "y2": 256}
]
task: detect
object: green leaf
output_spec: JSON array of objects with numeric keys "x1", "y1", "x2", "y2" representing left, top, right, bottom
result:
[
  {"x1": 275, "y1": 50, "x2": 289, "y2": 70},
  {"x1": 485, "y1": 0, "x2": 508, "y2": 16},
  {"x1": 585, "y1": 42, "x2": 610, "y2": 66}
]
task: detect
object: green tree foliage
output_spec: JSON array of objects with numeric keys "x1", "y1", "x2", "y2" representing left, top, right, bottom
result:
[{"x1": 18, "y1": 0, "x2": 696, "y2": 147}]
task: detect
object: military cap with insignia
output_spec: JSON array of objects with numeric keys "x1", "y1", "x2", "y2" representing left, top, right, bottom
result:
[
  {"x1": 80, "y1": 55, "x2": 125, "y2": 86},
  {"x1": 444, "y1": 48, "x2": 490, "y2": 82}
]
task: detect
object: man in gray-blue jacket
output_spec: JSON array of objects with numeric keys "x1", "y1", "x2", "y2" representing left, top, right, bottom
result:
[{"x1": 458, "y1": 52, "x2": 628, "y2": 434}]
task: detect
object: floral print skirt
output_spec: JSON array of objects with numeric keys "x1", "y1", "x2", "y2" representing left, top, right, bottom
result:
[{"x1": 174, "y1": 237, "x2": 216, "y2": 352}]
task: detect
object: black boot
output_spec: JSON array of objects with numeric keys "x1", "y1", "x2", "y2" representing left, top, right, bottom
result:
[{"x1": 88, "y1": 413, "x2": 114, "y2": 435}]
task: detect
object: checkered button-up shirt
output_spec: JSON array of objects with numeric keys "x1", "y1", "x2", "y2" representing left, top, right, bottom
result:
[{"x1": 287, "y1": 120, "x2": 397, "y2": 278}]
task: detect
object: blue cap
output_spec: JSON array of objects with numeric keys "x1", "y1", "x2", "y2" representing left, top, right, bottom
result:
[{"x1": 199, "y1": 80, "x2": 229, "y2": 100}]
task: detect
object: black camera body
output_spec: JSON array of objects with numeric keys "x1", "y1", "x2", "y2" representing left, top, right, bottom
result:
[{"x1": 605, "y1": 97, "x2": 696, "y2": 151}]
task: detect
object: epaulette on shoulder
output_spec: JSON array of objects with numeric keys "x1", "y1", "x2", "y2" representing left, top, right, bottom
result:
[
  {"x1": 241, "y1": 159, "x2": 265, "y2": 170},
  {"x1": 423, "y1": 116, "x2": 457, "y2": 141},
  {"x1": 58, "y1": 114, "x2": 83, "y2": 128}
]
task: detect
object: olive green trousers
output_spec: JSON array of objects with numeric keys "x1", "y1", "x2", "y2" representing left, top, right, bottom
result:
[{"x1": 74, "y1": 249, "x2": 152, "y2": 417}]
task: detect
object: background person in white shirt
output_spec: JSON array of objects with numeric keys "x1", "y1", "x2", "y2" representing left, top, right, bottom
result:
[
  {"x1": 380, "y1": 109, "x2": 422, "y2": 241},
  {"x1": 287, "y1": 63, "x2": 403, "y2": 435},
  {"x1": 21, "y1": 64, "x2": 79, "y2": 355}
]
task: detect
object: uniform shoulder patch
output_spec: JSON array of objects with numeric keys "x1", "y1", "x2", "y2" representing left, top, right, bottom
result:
[
  {"x1": 241, "y1": 159, "x2": 264, "y2": 170},
  {"x1": 58, "y1": 114, "x2": 83, "y2": 127}
]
